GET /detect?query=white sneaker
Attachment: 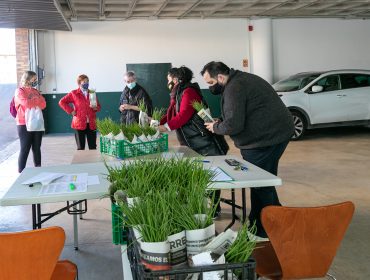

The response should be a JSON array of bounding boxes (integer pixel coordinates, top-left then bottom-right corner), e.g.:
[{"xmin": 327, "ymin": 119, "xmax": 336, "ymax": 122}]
[{"xmin": 247, "ymin": 231, "xmax": 269, "ymax": 242}]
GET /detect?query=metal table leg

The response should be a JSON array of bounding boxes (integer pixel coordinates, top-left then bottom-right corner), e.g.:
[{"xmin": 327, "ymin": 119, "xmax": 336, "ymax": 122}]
[
  {"xmin": 32, "ymin": 204, "xmax": 37, "ymax": 229},
  {"xmin": 225, "ymin": 189, "xmax": 238, "ymax": 230},
  {"xmin": 73, "ymin": 201, "xmax": 79, "ymax": 250},
  {"xmin": 242, "ymin": 188, "xmax": 247, "ymax": 223}
]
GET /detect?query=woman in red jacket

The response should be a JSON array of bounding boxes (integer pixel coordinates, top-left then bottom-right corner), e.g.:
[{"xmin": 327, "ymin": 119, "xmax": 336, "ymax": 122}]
[
  {"xmin": 14, "ymin": 71, "xmax": 46, "ymax": 173},
  {"xmin": 59, "ymin": 74, "xmax": 101, "ymax": 150}
]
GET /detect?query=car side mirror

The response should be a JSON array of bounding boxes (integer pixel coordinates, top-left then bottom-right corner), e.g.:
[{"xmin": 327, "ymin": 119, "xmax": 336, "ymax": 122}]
[{"xmin": 311, "ymin": 85, "xmax": 323, "ymax": 93}]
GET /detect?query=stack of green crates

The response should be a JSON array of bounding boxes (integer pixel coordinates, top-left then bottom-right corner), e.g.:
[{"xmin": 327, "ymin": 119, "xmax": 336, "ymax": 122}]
[
  {"xmin": 100, "ymin": 134, "xmax": 168, "ymax": 159},
  {"xmin": 111, "ymin": 203, "xmax": 127, "ymax": 245}
]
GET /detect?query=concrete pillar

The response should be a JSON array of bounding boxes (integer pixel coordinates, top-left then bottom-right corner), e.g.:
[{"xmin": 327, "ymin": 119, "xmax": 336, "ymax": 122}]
[{"xmin": 248, "ymin": 18, "xmax": 274, "ymax": 84}]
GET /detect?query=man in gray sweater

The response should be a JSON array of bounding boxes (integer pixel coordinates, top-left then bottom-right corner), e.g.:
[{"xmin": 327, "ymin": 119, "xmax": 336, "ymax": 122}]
[{"xmin": 201, "ymin": 61, "xmax": 294, "ymax": 239}]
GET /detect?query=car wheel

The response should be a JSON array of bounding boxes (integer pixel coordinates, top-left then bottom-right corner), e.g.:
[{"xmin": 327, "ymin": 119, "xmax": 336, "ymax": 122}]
[{"xmin": 291, "ymin": 111, "xmax": 306, "ymax": 140}]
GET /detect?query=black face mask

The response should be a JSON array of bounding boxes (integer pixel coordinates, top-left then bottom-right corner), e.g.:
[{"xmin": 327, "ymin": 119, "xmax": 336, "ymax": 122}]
[
  {"xmin": 209, "ymin": 83, "xmax": 224, "ymax": 95},
  {"xmin": 168, "ymin": 81, "xmax": 175, "ymax": 91}
]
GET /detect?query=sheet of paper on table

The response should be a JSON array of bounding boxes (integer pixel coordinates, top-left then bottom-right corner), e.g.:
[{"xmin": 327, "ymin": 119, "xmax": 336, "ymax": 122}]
[
  {"xmin": 21, "ymin": 172, "xmax": 65, "ymax": 186},
  {"xmin": 209, "ymin": 166, "xmax": 233, "ymax": 182},
  {"xmin": 38, "ymin": 173, "xmax": 89, "ymax": 196}
]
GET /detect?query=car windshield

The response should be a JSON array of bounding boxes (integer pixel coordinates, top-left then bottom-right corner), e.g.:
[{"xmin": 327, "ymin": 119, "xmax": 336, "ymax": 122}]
[{"xmin": 273, "ymin": 73, "xmax": 321, "ymax": 92}]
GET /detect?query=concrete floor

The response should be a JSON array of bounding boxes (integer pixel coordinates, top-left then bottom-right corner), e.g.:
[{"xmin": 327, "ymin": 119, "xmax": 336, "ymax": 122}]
[{"xmin": 0, "ymin": 127, "xmax": 369, "ymax": 279}]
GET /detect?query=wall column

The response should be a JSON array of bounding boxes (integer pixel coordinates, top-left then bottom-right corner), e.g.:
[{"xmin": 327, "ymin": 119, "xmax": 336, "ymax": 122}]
[{"xmin": 249, "ymin": 18, "xmax": 274, "ymax": 83}]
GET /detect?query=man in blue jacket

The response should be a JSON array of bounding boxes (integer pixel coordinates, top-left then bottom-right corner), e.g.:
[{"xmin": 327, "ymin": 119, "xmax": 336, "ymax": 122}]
[{"xmin": 201, "ymin": 61, "xmax": 294, "ymax": 239}]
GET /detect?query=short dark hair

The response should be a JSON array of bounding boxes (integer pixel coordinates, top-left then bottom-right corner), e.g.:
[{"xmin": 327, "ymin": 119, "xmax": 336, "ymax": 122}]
[
  {"xmin": 168, "ymin": 67, "xmax": 179, "ymax": 78},
  {"xmin": 168, "ymin": 66, "xmax": 193, "ymax": 83},
  {"xmin": 200, "ymin": 61, "xmax": 230, "ymax": 78}
]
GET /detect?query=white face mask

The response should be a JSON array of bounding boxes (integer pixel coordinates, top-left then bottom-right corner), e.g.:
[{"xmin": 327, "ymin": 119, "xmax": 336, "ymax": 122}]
[{"xmin": 127, "ymin": 82, "xmax": 136, "ymax": 90}]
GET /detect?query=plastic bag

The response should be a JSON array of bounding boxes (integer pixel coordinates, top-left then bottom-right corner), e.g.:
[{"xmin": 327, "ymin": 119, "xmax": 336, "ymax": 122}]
[
  {"xmin": 25, "ymin": 107, "xmax": 45, "ymax": 131},
  {"xmin": 10, "ymin": 97, "xmax": 17, "ymax": 118}
]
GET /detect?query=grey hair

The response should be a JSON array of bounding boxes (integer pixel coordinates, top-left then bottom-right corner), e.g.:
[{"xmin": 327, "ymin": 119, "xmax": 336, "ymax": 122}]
[
  {"xmin": 20, "ymin": 71, "xmax": 37, "ymax": 87},
  {"xmin": 124, "ymin": 71, "xmax": 136, "ymax": 79}
]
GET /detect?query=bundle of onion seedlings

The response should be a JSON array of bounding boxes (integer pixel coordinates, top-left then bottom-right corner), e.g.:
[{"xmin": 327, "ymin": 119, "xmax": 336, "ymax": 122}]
[
  {"xmin": 138, "ymin": 99, "xmax": 148, "ymax": 113},
  {"xmin": 97, "ymin": 117, "xmax": 120, "ymax": 136},
  {"xmin": 119, "ymin": 191, "xmax": 173, "ymax": 242},
  {"xmin": 225, "ymin": 222, "xmax": 257, "ymax": 264},
  {"xmin": 192, "ymin": 101, "xmax": 206, "ymax": 112},
  {"xmin": 151, "ymin": 108, "xmax": 165, "ymax": 121}
]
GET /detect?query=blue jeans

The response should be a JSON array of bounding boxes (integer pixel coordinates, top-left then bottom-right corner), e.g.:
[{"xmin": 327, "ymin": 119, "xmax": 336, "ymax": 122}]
[{"xmin": 240, "ymin": 140, "xmax": 289, "ymax": 237}]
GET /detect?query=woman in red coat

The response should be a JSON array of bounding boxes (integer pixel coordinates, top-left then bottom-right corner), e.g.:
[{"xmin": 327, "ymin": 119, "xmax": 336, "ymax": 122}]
[
  {"xmin": 15, "ymin": 71, "xmax": 46, "ymax": 173},
  {"xmin": 59, "ymin": 74, "xmax": 101, "ymax": 150}
]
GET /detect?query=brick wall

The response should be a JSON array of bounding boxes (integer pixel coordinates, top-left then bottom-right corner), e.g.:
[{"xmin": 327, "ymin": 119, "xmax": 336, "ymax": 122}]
[{"xmin": 15, "ymin": 29, "xmax": 29, "ymax": 85}]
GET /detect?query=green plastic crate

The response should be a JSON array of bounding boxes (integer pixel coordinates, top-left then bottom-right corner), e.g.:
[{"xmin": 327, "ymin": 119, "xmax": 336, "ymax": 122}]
[
  {"xmin": 111, "ymin": 203, "xmax": 127, "ymax": 245},
  {"xmin": 100, "ymin": 134, "xmax": 168, "ymax": 159}
]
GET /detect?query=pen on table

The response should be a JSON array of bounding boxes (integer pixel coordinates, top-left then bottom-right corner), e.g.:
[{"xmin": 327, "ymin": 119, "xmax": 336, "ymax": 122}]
[{"xmin": 197, "ymin": 160, "xmax": 210, "ymax": 163}]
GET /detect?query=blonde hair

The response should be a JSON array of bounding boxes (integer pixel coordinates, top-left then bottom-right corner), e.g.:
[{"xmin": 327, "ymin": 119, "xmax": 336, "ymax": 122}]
[{"xmin": 20, "ymin": 71, "xmax": 37, "ymax": 87}]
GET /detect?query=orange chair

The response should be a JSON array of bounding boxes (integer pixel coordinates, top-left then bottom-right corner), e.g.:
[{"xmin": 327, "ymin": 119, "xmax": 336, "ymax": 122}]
[
  {"xmin": 0, "ymin": 226, "xmax": 78, "ymax": 280},
  {"xmin": 252, "ymin": 201, "xmax": 354, "ymax": 280}
]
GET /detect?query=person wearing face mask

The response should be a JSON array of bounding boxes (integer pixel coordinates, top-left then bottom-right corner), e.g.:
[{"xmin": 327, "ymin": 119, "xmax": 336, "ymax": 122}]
[
  {"xmin": 201, "ymin": 61, "xmax": 294, "ymax": 240},
  {"xmin": 159, "ymin": 66, "xmax": 229, "ymax": 217},
  {"xmin": 119, "ymin": 71, "xmax": 153, "ymax": 125},
  {"xmin": 59, "ymin": 74, "xmax": 101, "ymax": 150},
  {"xmin": 14, "ymin": 71, "xmax": 46, "ymax": 173}
]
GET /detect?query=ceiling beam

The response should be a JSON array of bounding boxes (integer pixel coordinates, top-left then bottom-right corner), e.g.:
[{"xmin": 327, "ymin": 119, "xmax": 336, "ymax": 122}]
[
  {"xmin": 278, "ymin": 0, "xmax": 323, "ymax": 16},
  {"xmin": 153, "ymin": 0, "xmax": 170, "ymax": 16},
  {"xmin": 225, "ymin": 0, "xmax": 262, "ymax": 18},
  {"xmin": 323, "ymin": 2, "xmax": 370, "ymax": 16},
  {"xmin": 126, "ymin": 0, "xmax": 138, "ymax": 19},
  {"xmin": 64, "ymin": 0, "xmax": 76, "ymax": 19},
  {"xmin": 99, "ymin": 0, "xmax": 105, "ymax": 17},
  {"xmin": 347, "ymin": 7, "xmax": 370, "ymax": 16},
  {"xmin": 178, "ymin": 0, "xmax": 205, "ymax": 19},
  {"xmin": 309, "ymin": 0, "xmax": 351, "ymax": 15},
  {"xmin": 206, "ymin": 0, "xmax": 233, "ymax": 17},
  {"xmin": 257, "ymin": 0, "xmax": 296, "ymax": 16},
  {"xmin": 53, "ymin": 0, "xmax": 72, "ymax": 30}
]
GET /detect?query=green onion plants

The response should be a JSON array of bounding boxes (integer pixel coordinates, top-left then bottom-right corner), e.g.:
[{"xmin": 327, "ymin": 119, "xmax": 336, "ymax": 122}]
[
  {"xmin": 192, "ymin": 101, "xmax": 206, "ymax": 112},
  {"xmin": 138, "ymin": 99, "xmax": 147, "ymax": 113},
  {"xmin": 151, "ymin": 108, "xmax": 165, "ymax": 121},
  {"xmin": 225, "ymin": 222, "xmax": 257, "ymax": 264},
  {"xmin": 97, "ymin": 117, "xmax": 116, "ymax": 136},
  {"xmin": 119, "ymin": 191, "xmax": 172, "ymax": 243}
]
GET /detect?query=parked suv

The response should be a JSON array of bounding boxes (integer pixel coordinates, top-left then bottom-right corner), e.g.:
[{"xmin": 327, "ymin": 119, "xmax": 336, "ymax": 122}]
[{"xmin": 273, "ymin": 70, "xmax": 370, "ymax": 140}]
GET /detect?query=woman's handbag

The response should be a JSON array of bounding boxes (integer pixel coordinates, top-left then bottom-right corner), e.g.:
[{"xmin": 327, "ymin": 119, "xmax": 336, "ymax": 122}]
[{"xmin": 25, "ymin": 107, "xmax": 45, "ymax": 131}]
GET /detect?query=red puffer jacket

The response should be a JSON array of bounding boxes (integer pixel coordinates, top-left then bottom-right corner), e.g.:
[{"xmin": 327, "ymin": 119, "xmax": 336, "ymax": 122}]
[{"xmin": 59, "ymin": 88, "xmax": 101, "ymax": 130}]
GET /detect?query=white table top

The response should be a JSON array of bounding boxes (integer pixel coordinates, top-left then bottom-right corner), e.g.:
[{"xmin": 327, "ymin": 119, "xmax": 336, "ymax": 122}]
[
  {"xmin": 0, "ymin": 155, "xmax": 281, "ymax": 207},
  {"xmin": 0, "ymin": 162, "xmax": 110, "ymax": 206}
]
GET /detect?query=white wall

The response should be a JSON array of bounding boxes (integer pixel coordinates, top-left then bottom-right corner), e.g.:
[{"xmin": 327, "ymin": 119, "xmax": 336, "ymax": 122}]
[
  {"xmin": 272, "ymin": 18, "xmax": 370, "ymax": 82},
  {"xmin": 40, "ymin": 19, "xmax": 250, "ymax": 93}
]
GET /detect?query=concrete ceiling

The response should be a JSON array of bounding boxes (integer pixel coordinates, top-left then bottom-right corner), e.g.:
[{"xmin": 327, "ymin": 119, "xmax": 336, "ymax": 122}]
[
  {"xmin": 58, "ymin": 0, "xmax": 370, "ymax": 21},
  {"xmin": 0, "ymin": 0, "xmax": 71, "ymax": 31},
  {"xmin": 1, "ymin": 0, "xmax": 370, "ymax": 31}
]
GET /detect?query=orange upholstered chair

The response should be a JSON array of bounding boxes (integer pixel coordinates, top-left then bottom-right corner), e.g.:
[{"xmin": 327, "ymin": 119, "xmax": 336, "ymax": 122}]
[
  {"xmin": 0, "ymin": 226, "xmax": 77, "ymax": 280},
  {"xmin": 252, "ymin": 201, "xmax": 354, "ymax": 280}
]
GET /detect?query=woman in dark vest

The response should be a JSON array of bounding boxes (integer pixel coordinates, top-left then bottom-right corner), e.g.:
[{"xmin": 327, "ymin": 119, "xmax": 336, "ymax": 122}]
[{"xmin": 159, "ymin": 66, "xmax": 228, "ymax": 216}]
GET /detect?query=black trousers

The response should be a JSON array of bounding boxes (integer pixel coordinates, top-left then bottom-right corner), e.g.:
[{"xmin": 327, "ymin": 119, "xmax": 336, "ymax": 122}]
[
  {"xmin": 241, "ymin": 140, "xmax": 289, "ymax": 237},
  {"xmin": 17, "ymin": 125, "xmax": 43, "ymax": 173},
  {"xmin": 75, "ymin": 124, "xmax": 97, "ymax": 150}
]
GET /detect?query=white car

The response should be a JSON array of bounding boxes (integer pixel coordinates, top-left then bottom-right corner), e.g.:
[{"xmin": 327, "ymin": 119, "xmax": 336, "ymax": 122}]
[{"xmin": 273, "ymin": 70, "xmax": 370, "ymax": 140}]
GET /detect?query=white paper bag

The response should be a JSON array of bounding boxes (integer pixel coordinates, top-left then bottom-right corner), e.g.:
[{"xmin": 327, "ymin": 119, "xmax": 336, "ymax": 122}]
[
  {"xmin": 25, "ymin": 107, "xmax": 45, "ymax": 131},
  {"xmin": 139, "ymin": 111, "xmax": 149, "ymax": 126}
]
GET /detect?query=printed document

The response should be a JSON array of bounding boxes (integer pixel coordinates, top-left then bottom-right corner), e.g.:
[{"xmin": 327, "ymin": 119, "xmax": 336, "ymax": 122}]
[{"xmin": 38, "ymin": 173, "xmax": 88, "ymax": 196}]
